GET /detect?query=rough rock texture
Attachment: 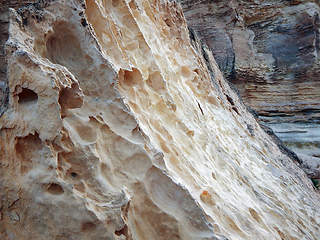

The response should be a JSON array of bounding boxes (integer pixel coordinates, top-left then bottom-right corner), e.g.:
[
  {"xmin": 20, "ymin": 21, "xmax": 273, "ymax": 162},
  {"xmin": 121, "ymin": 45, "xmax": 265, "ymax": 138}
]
[
  {"xmin": 0, "ymin": 0, "xmax": 36, "ymax": 117},
  {"xmin": 180, "ymin": 0, "xmax": 320, "ymax": 165},
  {"xmin": 1, "ymin": 0, "xmax": 320, "ymax": 239}
]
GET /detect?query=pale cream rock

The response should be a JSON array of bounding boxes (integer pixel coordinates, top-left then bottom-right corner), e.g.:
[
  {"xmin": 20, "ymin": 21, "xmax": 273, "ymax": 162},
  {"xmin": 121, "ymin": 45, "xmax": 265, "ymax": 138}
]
[{"xmin": 0, "ymin": 0, "xmax": 320, "ymax": 239}]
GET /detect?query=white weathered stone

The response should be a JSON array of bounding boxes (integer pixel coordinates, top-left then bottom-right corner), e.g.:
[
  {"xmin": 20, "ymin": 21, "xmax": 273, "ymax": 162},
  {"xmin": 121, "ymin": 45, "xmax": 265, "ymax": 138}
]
[{"xmin": 0, "ymin": 0, "xmax": 320, "ymax": 239}]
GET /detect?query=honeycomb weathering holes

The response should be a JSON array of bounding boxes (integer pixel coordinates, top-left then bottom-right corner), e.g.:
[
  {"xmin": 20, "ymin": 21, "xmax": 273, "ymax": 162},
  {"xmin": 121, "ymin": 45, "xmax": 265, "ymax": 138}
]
[
  {"xmin": 80, "ymin": 18, "xmax": 87, "ymax": 27},
  {"xmin": 47, "ymin": 183, "xmax": 64, "ymax": 195},
  {"xmin": 45, "ymin": 22, "xmax": 86, "ymax": 70},
  {"xmin": 58, "ymin": 84, "xmax": 83, "ymax": 118},
  {"xmin": 119, "ymin": 68, "xmax": 143, "ymax": 89},
  {"xmin": 18, "ymin": 88, "xmax": 38, "ymax": 104},
  {"xmin": 15, "ymin": 133, "xmax": 43, "ymax": 174},
  {"xmin": 115, "ymin": 224, "xmax": 129, "ymax": 237},
  {"xmin": 112, "ymin": 0, "xmax": 121, "ymax": 8},
  {"xmin": 81, "ymin": 222, "xmax": 96, "ymax": 233}
]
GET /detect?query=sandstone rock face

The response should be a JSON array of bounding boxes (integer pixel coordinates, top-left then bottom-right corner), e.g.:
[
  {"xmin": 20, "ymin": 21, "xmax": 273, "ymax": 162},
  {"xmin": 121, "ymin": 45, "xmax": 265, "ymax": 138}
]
[
  {"xmin": 1, "ymin": 0, "xmax": 320, "ymax": 239},
  {"xmin": 180, "ymin": 0, "xmax": 320, "ymax": 162},
  {"xmin": 0, "ymin": 0, "xmax": 36, "ymax": 117}
]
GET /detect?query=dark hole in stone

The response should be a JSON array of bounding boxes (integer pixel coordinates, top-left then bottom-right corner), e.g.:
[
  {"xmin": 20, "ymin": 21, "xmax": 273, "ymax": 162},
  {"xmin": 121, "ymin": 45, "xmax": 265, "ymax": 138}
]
[
  {"xmin": 22, "ymin": 17, "xmax": 28, "ymax": 26},
  {"xmin": 232, "ymin": 106, "xmax": 239, "ymax": 115},
  {"xmin": 81, "ymin": 18, "xmax": 87, "ymax": 27},
  {"xmin": 47, "ymin": 183, "xmax": 64, "ymax": 195},
  {"xmin": 312, "ymin": 178, "xmax": 320, "ymax": 188},
  {"xmin": 82, "ymin": 222, "xmax": 96, "ymax": 233},
  {"xmin": 165, "ymin": 19, "xmax": 172, "ymax": 28},
  {"xmin": 18, "ymin": 88, "xmax": 38, "ymax": 104},
  {"xmin": 58, "ymin": 84, "xmax": 83, "ymax": 118},
  {"xmin": 226, "ymin": 94, "xmax": 235, "ymax": 106},
  {"xmin": 71, "ymin": 172, "xmax": 78, "ymax": 178},
  {"xmin": 115, "ymin": 224, "xmax": 128, "ymax": 237}
]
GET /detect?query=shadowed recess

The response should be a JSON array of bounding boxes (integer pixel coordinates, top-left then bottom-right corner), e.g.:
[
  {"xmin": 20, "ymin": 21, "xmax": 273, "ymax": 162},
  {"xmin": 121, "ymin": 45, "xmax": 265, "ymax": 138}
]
[
  {"xmin": 18, "ymin": 88, "xmax": 38, "ymax": 104},
  {"xmin": 47, "ymin": 183, "xmax": 64, "ymax": 195}
]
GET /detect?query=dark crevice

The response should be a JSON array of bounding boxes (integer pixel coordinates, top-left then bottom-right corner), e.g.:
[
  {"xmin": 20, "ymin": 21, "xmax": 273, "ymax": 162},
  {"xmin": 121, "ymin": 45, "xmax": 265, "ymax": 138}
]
[
  {"xmin": 81, "ymin": 18, "xmax": 87, "ymax": 27},
  {"xmin": 232, "ymin": 106, "xmax": 239, "ymax": 115},
  {"xmin": 226, "ymin": 94, "xmax": 235, "ymax": 106},
  {"xmin": 197, "ymin": 102, "xmax": 204, "ymax": 115},
  {"xmin": 18, "ymin": 88, "xmax": 38, "ymax": 104},
  {"xmin": 115, "ymin": 224, "xmax": 129, "ymax": 237},
  {"xmin": 0, "ymin": 85, "xmax": 9, "ymax": 118}
]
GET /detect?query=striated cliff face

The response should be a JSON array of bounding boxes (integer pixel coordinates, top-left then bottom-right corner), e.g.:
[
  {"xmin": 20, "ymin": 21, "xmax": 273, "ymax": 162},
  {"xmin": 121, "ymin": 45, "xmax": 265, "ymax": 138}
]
[
  {"xmin": 180, "ymin": 0, "xmax": 320, "ymax": 162},
  {"xmin": 1, "ymin": 0, "xmax": 320, "ymax": 239}
]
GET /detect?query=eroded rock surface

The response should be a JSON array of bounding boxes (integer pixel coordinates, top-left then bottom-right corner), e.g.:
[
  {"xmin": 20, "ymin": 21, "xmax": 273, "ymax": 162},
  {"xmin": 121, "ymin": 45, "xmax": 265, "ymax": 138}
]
[
  {"xmin": 0, "ymin": 0, "xmax": 36, "ymax": 117},
  {"xmin": 1, "ymin": 0, "xmax": 320, "ymax": 239},
  {"xmin": 180, "ymin": 0, "xmax": 320, "ymax": 175}
]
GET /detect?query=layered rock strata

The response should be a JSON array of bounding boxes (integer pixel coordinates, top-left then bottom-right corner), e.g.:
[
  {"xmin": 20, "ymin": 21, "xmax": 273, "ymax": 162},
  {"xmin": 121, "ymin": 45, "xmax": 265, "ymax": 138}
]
[
  {"xmin": 180, "ymin": 0, "xmax": 320, "ymax": 163},
  {"xmin": 1, "ymin": 0, "xmax": 320, "ymax": 239}
]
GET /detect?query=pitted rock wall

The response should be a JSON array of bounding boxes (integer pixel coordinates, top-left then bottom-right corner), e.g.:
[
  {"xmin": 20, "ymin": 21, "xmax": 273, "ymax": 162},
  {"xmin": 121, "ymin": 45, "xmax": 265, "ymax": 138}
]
[{"xmin": 0, "ymin": 0, "xmax": 320, "ymax": 239}]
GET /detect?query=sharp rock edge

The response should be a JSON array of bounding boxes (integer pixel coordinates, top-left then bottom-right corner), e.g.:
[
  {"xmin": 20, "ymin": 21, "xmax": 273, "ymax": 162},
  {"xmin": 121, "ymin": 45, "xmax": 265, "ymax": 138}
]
[{"xmin": 0, "ymin": 0, "xmax": 319, "ymax": 239}]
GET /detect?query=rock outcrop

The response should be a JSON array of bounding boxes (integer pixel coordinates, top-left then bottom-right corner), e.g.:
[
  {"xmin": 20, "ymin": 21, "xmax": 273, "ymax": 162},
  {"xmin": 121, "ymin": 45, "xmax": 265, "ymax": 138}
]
[
  {"xmin": 180, "ymin": 0, "xmax": 320, "ymax": 164},
  {"xmin": 1, "ymin": 0, "xmax": 320, "ymax": 239},
  {"xmin": 0, "ymin": 0, "xmax": 36, "ymax": 117}
]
